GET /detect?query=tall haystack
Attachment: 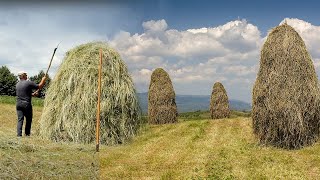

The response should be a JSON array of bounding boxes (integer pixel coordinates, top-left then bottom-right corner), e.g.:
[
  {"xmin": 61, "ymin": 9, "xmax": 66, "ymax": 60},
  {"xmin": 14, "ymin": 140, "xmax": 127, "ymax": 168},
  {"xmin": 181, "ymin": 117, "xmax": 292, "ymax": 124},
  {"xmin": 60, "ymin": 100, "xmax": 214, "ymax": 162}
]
[
  {"xmin": 148, "ymin": 68, "xmax": 177, "ymax": 124},
  {"xmin": 210, "ymin": 82, "xmax": 230, "ymax": 119},
  {"xmin": 252, "ymin": 23, "xmax": 320, "ymax": 149},
  {"xmin": 39, "ymin": 42, "xmax": 141, "ymax": 145}
]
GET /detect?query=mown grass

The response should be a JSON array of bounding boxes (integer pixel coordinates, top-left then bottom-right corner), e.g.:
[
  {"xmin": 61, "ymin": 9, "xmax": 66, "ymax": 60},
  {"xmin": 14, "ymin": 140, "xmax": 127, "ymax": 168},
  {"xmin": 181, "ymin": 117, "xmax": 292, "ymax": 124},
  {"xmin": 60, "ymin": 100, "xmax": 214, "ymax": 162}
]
[
  {"xmin": 179, "ymin": 110, "xmax": 251, "ymax": 120},
  {"xmin": 0, "ymin": 102, "xmax": 98, "ymax": 179},
  {"xmin": 100, "ymin": 116, "xmax": 320, "ymax": 179},
  {"xmin": 1, "ymin": 96, "xmax": 319, "ymax": 179}
]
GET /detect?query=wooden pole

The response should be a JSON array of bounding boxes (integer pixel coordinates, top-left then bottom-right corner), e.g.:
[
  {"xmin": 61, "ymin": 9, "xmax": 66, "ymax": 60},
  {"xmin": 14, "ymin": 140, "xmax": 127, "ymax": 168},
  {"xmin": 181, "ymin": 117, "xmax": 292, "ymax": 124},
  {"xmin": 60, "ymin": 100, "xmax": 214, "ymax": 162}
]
[
  {"xmin": 96, "ymin": 49, "xmax": 102, "ymax": 152},
  {"xmin": 34, "ymin": 43, "xmax": 60, "ymax": 95}
]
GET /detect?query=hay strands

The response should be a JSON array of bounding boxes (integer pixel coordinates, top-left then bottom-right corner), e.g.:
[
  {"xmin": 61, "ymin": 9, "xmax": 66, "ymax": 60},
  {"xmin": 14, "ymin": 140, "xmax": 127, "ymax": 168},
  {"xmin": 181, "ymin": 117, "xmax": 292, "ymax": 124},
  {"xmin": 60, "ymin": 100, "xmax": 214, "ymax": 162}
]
[
  {"xmin": 39, "ymin": 42, "xmax": 141, "ymax": 145},
  {"xmin": 252, "ymin": 24, "xmax": 320, "ymax": 149}
]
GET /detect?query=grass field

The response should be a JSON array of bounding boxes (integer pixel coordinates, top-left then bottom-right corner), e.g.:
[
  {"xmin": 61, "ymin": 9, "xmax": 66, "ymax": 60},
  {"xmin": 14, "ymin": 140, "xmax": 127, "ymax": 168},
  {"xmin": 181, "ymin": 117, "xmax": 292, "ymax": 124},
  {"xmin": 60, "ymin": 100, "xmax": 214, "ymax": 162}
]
[
  {"xmin": 100, "ymin": 117, "xmax": 320, "ymax": 179},
  {"xmin": 1, "ymin": 96, "xmax": 320, "ymax": 179},
  {"xmin": 0, "ymin": 99, "xmax": 98, "ymax": 179},
  {"xmin": 0, "ymin": 95, "xmax": 44, "ymax": 106}
]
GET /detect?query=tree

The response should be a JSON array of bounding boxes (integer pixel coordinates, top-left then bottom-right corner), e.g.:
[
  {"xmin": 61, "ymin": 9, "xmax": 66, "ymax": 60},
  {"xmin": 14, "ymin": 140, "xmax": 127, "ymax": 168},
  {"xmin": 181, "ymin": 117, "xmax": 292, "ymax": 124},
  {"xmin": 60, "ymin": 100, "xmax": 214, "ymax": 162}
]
[
  {"xmin": 29, "ymin": 70, "xmax": 51, "ymax": 98},
  {"xmin": 0, "ymin": 66, "xmax": 17, "ymax": 96}
]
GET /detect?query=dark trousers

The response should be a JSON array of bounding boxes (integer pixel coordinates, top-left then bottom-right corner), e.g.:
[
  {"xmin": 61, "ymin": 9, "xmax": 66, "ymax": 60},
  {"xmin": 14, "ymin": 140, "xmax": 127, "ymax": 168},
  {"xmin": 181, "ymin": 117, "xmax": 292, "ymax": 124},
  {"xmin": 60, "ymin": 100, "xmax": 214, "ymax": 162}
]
[{"xmin": 16, "ymin": 102, "xmax": 33, "ymax": 136}]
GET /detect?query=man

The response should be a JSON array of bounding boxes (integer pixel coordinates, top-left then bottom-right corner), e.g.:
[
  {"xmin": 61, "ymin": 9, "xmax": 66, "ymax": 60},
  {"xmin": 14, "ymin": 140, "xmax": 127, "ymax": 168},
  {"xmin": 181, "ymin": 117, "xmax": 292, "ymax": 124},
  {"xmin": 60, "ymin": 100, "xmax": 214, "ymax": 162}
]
[{"xmin": 16, "ymin": 71, "xmax": 46, "ymax": 137}]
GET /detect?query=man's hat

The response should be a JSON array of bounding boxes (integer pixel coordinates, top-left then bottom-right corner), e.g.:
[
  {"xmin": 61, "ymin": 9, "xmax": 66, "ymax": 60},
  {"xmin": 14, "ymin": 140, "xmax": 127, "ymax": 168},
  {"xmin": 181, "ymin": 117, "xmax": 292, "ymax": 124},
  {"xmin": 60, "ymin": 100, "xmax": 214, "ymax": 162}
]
[{"xmin": 18, "ymin": 71, "xmax": 27, "ymax": 76}]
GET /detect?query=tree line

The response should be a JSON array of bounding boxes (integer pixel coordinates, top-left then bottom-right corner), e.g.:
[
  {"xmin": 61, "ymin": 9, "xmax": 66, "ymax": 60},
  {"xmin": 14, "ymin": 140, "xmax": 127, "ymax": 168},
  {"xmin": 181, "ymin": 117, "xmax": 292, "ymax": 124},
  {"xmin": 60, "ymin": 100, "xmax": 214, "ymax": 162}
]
[{"xmin": 0, "ymin": 66, "xmax": 51, "ymax": 98}]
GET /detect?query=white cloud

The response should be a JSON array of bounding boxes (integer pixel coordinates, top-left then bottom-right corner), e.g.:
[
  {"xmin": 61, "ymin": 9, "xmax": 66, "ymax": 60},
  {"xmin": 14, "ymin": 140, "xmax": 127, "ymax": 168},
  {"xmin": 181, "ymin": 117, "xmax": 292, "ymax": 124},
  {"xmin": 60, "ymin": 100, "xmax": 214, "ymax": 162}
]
[
  {"xmin": 142, "ymin": 19, "xmax": 168, "ymax": 32},
  {"xmin": 187, "ymin": 27, "xmax": 207, "ymax": 34},
  {"xmin": 111, "ymin": 19, "xmax": 261, "ymax": 62},
  {"xmin": 110, "ymin": 19, "xmax": 262, "ymax": 101},
  {"xmin": 139, "ymin": 68, "xmax": 152, "ymax": 76},
  {"xmin": 223, "ymin": 65, "xmax": 258, "ymax": 76},
  {"xmin": 109, "ymin": 18, "xmax": 320, "ymax": 102},
  {"xmin": 2, "ymin": 12, "xmax": 320, "ymax": 103}
]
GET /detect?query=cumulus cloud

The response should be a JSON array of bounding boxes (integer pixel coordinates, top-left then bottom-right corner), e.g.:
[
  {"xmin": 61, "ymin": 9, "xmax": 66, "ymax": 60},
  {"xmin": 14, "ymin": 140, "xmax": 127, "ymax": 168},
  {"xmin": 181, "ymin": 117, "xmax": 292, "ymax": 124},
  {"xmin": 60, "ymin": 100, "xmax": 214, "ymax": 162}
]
[
  {"xmin": 109, "ymin": 18, "xmax": 320, "ymax": 102},
  {"xmin": 111, "ymin": 19, "xmax": 262, "ymax": 63},
  {"xmin": 110, "ymin": 19, "xmax": 262, "ymax": 101},
  {"xmin": 2, "ymin": 12, "xmax": 320, "ymax": 103},
  {"xmin": 139, "ymin": 68, "xmax": 152, "ymax": 76},
  {"xmin": 142, "ymin": 19, "xmax": 168, "ymax": 32},
  {"xmin": 223, "ymin": 65, "xmax": 258, "ymax": 76}
]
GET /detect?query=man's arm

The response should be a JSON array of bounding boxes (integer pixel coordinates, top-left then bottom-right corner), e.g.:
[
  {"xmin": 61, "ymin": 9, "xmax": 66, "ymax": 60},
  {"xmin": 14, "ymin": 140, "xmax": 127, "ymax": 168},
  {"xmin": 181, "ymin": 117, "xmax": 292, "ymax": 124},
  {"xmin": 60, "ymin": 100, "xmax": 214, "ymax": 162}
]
[
  {"xmin": 38, "ymin": 76, "xmax": 47, "ymax": 89},
  {"xmin": 31, "ymin": 76, "xmax": 47, "ymax": 96}
]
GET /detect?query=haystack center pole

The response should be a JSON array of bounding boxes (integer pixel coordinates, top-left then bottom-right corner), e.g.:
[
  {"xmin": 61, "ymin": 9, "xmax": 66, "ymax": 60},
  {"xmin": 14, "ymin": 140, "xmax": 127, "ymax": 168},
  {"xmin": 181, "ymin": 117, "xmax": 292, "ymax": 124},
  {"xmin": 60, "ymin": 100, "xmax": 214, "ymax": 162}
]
[{"xmin": 96, "ymin": 49, "xmax": 102, "ymax": 152}]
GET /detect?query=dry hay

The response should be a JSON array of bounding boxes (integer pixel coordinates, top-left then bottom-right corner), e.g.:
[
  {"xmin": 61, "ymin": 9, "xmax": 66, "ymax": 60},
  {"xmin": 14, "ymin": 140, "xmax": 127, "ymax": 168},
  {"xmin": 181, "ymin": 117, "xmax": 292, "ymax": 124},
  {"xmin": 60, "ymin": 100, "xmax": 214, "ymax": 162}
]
[
  {"xmin": 252, "ymin": 23, "xmax": 320, "ymax": 149},
  {"xmin": 39, "ymin": 42, "xmax": 141, "ymax": 145},
  {"xmin": 210, "ymin": 82, "xmax": 230, "ymax": 119},
  {"xmin": 148, "ymin": 68, "xmax": 178, "ymax": 124}
]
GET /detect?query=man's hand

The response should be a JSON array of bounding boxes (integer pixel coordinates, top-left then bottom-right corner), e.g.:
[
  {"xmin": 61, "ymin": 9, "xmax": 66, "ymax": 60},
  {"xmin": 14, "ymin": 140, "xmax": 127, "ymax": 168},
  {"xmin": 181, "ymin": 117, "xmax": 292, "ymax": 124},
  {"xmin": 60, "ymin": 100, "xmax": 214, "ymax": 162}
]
[
  {"xmin": 42, "ymin": 75, "xmax": 47, "ymax": 81},
  {"xmin": 32, "ymin": 91, "xmax": 39, "ymax": 97}
]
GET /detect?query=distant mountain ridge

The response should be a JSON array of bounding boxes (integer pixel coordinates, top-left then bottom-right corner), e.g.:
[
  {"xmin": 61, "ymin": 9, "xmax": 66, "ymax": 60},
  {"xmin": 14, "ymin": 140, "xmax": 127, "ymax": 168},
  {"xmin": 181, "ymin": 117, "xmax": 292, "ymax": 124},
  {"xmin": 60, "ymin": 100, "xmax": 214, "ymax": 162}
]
[{"xmin": 137, "ymin": 92, "xmax": 251, "ymax": 113}]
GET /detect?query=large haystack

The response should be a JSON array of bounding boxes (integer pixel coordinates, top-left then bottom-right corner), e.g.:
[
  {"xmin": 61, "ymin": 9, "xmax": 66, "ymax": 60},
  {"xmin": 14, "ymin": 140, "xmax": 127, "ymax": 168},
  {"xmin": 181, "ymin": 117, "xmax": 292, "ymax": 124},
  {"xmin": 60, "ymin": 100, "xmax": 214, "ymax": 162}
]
[
  {"xmin": 210, "ymin": 82, "xmax": 230, "ymax": 119},
  {"xmin": 252, "ymin": 24, "xmax": 320, "ymax": 149},
  {"xmin": 148, "ymin": 68, "xmax": 177, "ymax": 124},
  {"xmin": 39, "ymin": 42, "xmax": 141, "ymax": 145}
]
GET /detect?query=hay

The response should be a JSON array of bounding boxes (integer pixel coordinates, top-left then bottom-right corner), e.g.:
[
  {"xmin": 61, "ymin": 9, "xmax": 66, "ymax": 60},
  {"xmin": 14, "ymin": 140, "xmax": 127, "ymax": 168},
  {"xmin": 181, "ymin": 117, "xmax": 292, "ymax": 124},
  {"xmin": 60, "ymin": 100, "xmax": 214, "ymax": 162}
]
[
  {"xmin": 148, "ymin": 68, "xmax": 178, "ymax": 124},
  {"xmin": 39, "ymin": 42, "xmax": 141, "ymax": 145},
  {"xmin": 210, "ymin": 82, "xmax": 230, "ymax": 119},
  {"xmin": 252, "ymin": 24, "xmax": 320, "ymax": 149}
]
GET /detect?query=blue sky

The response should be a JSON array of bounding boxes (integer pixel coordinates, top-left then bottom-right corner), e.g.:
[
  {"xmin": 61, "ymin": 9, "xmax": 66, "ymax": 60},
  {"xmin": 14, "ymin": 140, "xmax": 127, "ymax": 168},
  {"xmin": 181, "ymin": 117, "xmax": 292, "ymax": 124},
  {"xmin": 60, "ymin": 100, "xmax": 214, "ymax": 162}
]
[
  {"xmin": 129, "ymin": 0, "xmax": 320, "ymax": 34},
  {"xmin": 1, "ymin": 0, "xmax": 320, "ymax": 103}
]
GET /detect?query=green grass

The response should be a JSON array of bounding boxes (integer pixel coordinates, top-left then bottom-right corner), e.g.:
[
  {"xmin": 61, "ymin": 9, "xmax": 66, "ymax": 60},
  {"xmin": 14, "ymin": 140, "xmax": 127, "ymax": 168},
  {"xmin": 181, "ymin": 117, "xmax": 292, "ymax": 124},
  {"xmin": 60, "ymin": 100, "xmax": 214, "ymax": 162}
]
[
  {"xmin": 179, "ymin": 110, "xmax": 251, "ymax": 120},
  {"xmin": 1, "ymin": 96, "xmax": 319, "ymax": 179},
  {"xmin": 0, "ymin": 102, "xmax": 98, "ymax": 179},
  {"xmin": 0, "ymin": 95, "xmax": 44, "ymax": 106},
  {"xmin": 100, "ymin": 117, "xmax": 320, "ymax": 179}
]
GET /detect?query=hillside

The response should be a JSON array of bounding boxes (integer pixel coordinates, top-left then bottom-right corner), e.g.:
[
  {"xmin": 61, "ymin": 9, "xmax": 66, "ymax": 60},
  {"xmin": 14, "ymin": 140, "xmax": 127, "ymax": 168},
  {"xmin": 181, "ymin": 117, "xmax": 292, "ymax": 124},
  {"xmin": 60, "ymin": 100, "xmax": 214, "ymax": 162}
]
[{"xmin": 137, "ymin": 92, "xmax": 251, "ymax": 113}]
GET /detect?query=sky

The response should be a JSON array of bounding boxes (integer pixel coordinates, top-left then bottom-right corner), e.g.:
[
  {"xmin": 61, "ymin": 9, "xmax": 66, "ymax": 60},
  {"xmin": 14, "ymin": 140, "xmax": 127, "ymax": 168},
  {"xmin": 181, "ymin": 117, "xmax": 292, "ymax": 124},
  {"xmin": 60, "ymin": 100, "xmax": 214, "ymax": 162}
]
[{"xmin": 1, "ymin": 0, "xmax": 320, "ymax": 103}]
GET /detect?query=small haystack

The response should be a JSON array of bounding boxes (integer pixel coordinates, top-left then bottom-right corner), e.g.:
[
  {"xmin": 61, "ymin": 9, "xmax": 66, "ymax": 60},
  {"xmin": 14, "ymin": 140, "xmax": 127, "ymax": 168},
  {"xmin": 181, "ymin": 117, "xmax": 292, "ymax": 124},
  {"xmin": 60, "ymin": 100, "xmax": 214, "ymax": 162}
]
[
  {"xmin": 252, "ymin": 24, "xmax": 320, "ymax": 149},
  {"xmin": 210, "ymin": 82, "xmax": 230, "ymax": 119},
  {"xmin": 39, "ymin": 42, "xmax": 141, "ymax": 145},
  {"xmin": 148, "ymin": 68, "xmax": 177, "ymax": 124}
]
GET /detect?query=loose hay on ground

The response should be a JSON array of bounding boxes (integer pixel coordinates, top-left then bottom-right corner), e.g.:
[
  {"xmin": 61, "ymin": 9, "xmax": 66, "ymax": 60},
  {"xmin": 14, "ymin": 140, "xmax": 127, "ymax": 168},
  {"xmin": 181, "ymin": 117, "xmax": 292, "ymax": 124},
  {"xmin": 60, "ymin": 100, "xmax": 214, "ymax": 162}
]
[{"xmin": 39, "ymin": 42, "xmax": 141, "ymax": 145}]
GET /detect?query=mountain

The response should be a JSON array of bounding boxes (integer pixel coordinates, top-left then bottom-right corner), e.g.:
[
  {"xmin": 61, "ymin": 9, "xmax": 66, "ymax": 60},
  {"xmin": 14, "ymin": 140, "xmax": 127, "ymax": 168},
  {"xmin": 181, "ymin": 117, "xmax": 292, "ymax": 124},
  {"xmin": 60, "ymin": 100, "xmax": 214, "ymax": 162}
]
[{"xmin": 137, "ymin": 92, "xmax": 251, "ymax": 113}]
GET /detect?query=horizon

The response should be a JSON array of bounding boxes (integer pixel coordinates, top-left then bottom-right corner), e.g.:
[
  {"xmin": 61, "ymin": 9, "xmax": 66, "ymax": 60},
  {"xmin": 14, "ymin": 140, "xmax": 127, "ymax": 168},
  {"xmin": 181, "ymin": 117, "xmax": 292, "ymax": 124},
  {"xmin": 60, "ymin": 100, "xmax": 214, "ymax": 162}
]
[
  {"xmin": 137, "ymin": 92, "xmax": 251, "ymax": 105},
  {"xmin": 1, "ymin": 0, "xmax": 320, "ymax": 103}
]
